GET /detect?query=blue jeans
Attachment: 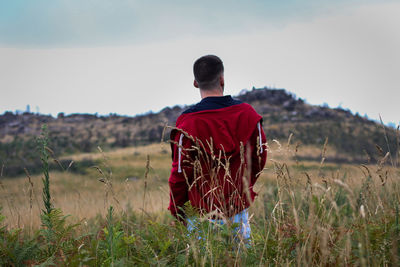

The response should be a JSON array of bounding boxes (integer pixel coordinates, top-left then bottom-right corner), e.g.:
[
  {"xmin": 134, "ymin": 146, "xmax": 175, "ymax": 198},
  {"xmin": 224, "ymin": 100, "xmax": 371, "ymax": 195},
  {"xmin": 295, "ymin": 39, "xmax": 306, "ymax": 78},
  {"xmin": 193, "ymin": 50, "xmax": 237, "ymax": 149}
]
[{"xmin": 187, "ymin": 209, "xmax": 251, "ymax": 241}]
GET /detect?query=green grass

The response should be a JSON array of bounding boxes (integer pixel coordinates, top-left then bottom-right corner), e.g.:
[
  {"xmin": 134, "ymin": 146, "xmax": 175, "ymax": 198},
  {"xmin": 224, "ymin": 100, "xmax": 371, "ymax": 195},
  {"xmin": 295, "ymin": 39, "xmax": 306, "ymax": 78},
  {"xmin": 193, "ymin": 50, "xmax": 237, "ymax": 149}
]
[
  {"xmin": 1, "ymin": 176, "xmax": 399, "ymax": 266},
  {"xmin": 0, "ymin": 128, "xmax": 399, "ymax": 266},
  {"xmin": 1, "ymin": 162, "xmax": 399, "ymax": 266}
]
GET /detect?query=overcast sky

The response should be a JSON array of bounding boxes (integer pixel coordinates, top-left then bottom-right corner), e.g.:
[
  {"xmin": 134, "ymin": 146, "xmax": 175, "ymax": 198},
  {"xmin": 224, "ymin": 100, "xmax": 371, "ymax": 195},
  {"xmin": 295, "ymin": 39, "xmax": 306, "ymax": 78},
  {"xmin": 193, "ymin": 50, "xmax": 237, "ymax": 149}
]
[{"xmin": 0, "ymin": 0, "xmax": 399, "ymax": 125}]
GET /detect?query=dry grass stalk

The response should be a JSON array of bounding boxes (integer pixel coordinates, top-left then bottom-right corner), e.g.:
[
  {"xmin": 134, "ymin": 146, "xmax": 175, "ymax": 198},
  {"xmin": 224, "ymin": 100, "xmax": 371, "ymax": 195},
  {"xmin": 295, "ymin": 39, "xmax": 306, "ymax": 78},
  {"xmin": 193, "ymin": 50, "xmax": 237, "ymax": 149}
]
[
  {"xmin": 396, "ymin": 125, "xmax": 400, "ymax": 167},
  {"xmin": 66, "ymin": 160, "xmax": 74, "ymax": 172},
  {"xmin": 318, "ymin": 137, "xmax": 328, "ymax": 178},
  {"xmin": 93, "ymin": 147, "xmax": 121, "ymax": 210},
  {"xmin": 0, "ymin": 162, "xmax": 4, "ymax": 178},
  {"xmin": 141, "ymin": 155, "xmax": 151, "ymax": 223},
  {"xmin": 24, "ymin": 168, "xmax": 34, "ymax": 235},
  {"xmin": 379, "ymin": 115, "xmax": 394, "ymax": 166}
]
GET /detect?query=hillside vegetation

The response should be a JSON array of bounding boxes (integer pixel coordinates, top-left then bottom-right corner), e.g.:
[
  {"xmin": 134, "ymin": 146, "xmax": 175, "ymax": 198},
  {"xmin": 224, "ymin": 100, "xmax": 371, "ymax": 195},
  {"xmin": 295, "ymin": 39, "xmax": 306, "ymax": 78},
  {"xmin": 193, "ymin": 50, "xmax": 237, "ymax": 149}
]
[{"xmin": 0, "ymin": 87, "xmax": 398, "ymax": 177}]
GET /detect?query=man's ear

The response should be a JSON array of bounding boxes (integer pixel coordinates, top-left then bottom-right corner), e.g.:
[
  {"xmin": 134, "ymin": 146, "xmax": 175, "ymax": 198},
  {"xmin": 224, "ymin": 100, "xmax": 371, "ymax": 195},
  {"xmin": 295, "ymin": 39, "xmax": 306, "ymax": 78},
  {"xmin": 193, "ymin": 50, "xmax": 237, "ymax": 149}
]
[
  {"xmin": 193, "ymin": 80, "xmax": 199, "ymax": 88},
  {"xmin": 220, "ymin": 75, "xmax": 224, "ymax": 88}
]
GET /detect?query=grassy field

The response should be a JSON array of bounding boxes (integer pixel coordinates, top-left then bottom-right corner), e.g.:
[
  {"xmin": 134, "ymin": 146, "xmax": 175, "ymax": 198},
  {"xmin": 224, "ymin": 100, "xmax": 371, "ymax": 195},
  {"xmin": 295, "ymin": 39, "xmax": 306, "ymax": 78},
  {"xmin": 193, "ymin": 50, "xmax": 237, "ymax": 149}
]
[
  {"xmin": 0, "ymin": 137, "xmax": 399, "ymax": 266},
  {"xmin": 1, "ymin": 143, "xmax": 173, "ymax": 231}
]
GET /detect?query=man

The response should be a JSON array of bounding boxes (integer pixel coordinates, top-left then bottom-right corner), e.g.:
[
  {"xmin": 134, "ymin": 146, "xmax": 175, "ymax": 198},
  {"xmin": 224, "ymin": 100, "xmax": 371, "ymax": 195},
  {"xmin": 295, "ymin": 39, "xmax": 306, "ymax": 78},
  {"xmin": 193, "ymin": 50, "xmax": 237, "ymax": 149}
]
[{"xmin": 168, "ymin": 55, "xmax": 267, "ymax": 240}]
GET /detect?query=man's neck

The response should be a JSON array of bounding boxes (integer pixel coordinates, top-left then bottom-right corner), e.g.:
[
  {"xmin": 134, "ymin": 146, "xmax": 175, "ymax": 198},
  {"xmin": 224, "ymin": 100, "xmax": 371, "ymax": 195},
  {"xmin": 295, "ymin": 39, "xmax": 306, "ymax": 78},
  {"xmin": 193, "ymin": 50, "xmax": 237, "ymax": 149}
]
[{"xmin": 200, "ymin": 88, "xmax": 224, "ymax": 99}]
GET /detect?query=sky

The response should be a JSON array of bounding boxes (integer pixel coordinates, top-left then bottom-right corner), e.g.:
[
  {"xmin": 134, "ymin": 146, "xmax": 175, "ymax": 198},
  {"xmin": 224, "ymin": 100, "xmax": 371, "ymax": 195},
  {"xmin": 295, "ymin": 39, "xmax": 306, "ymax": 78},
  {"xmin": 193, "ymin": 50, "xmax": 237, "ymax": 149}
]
[{"xmin": 0, "ymin": 0, "xmax": 399, "ymax": 125}]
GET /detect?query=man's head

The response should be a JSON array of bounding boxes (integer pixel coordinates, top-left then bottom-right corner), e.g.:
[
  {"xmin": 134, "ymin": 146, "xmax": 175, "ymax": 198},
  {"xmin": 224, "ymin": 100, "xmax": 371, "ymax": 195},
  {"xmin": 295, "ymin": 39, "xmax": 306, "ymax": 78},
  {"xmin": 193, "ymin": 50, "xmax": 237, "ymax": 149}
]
[{"xmin": 193, "ymin": 55, "xmax": 224, "ymax": 91}]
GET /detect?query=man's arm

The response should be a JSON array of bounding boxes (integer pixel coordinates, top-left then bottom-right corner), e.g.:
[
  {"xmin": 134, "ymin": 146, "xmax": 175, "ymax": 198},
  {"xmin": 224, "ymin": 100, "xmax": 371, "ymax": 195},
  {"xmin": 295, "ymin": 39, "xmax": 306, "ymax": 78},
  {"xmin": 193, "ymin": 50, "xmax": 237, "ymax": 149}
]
[
  {"xmin": 168, "ymin": 131, "xmax": 193, "ymax": 222},
  {"xmin": 250, "ymin": 121, "xmax": 267, "ymax": 188}
]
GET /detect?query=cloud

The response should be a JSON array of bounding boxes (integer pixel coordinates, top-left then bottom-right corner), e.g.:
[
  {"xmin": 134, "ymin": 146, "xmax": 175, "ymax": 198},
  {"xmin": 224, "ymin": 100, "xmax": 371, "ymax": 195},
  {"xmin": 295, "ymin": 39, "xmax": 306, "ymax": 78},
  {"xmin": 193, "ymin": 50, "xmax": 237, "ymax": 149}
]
[
  {"xmin": 1, "ymin": 0, "xmax": 393, "ymax": 47},
  {"xmin": 0, "ymin": 1, "xmax": 399, "ymax": 124}
]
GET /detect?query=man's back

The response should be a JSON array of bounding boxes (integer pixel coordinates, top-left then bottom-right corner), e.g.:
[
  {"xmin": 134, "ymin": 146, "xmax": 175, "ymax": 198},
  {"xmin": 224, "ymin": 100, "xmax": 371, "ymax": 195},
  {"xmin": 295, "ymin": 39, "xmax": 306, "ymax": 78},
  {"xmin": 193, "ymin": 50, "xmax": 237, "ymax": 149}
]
[{"xmin": 168, "ymin": 95, "xmax": 267, "ymax": 219}]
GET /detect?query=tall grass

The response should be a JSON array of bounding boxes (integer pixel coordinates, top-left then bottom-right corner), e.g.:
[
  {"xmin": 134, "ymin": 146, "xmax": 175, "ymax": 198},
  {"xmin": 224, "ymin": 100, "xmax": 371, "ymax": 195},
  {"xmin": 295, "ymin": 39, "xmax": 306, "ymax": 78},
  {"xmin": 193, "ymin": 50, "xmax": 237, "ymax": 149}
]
[
  {"xmin": 37, "ymin": 125, "xmax": 53, "ymax": 216},
  {"xmin": 0, "ymin": 128, "xmax": 399, "ymax": 265}
]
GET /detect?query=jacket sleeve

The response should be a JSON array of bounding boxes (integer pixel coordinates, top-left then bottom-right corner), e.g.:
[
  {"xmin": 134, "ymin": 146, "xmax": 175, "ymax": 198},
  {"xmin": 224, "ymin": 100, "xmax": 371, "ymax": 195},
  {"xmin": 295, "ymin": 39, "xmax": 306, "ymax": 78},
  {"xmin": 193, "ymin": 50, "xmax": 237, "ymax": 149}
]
[
  {"xmin": 168, "ymin": 130, "xmax": 194, "ymax": 221},
  {"xmin": 250, "ymin": 121, "xmax": 267, "ymax": 189}
]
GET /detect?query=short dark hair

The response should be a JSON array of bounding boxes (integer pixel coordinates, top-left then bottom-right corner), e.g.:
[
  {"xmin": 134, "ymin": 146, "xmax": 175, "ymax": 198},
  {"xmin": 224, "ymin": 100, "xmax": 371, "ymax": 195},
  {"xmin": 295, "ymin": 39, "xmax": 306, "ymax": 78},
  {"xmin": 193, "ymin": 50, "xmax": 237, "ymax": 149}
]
[{"xmin": 193, "ymin": 55, "xmax": 224, "ymax": 90}]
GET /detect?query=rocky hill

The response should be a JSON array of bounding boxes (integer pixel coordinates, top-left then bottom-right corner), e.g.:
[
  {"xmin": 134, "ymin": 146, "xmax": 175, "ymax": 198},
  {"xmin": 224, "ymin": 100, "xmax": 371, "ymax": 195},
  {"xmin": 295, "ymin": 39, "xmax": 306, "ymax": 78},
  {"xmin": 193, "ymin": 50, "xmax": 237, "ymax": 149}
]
[{"xmin": 0, "ymin": 87, "xmax": 397, "ymax": 177}]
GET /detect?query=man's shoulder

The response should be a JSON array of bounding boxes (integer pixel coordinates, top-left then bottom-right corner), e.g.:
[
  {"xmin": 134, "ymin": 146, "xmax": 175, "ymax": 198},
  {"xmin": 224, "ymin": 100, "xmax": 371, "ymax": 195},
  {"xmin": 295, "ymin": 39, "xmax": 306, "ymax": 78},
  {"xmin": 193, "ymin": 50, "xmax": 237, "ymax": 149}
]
[
  {"xmin": 181, "ymin": 96, "xmax": 243, "ymax": 115},
  {"xmin": 176, "ymin": 101, "xmax": 259, "ymax": 126},
  {"xmin": 181, "ymin": 105, "xmax": 199, "ymax": 115}
]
